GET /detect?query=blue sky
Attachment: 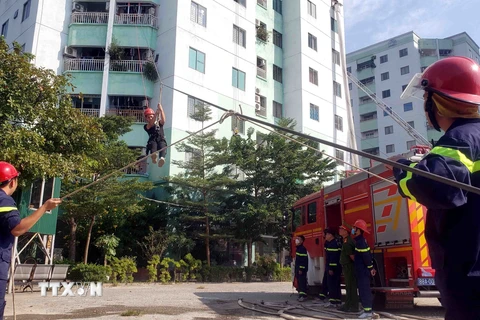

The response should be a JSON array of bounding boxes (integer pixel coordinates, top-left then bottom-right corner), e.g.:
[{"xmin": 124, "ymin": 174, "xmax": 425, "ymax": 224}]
[{"xmin": 344, "ymin": 0, "xmax": 480, "ymax": 53}]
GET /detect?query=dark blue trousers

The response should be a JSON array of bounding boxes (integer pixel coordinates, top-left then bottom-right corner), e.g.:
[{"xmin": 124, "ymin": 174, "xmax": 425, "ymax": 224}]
[
  {"xmin": 327, "ymin": 267, "xmax": 342, "ymax": 303},
  {"xmin": 297, "ymin": 272, "xmax": 307, "ymax": 296},
  {"xmin": 356, "ymin": 268, "xmax": 373, "ymax": 312},
  {"xmin": 319, "ymin": 268, "xmax": 329, "ymax": 300},
  {"xmin": 0, "ymin": 279, "xmax": 6, "ymax": 320},
  {"xmin": 435, "ymin": 269, "xmax": 480, "ymax": 320}
]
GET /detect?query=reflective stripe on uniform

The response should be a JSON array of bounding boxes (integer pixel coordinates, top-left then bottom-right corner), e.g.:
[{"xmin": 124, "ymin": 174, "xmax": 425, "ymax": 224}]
[
  {"xmin": 429, "ymin": 146, "xmax": 480, "ymax": 173},
  {"xmin": 326, "ymin": 248, "xmax": 340, "ymax": 252},
  {"xmin": 296, "ymin": 252, "xmax": 307, "ymax": 256},
  {"xmin": 0, "ymin": 206, "xmax": 17, "ymax": 213},
  {"xmin": 299, "ymin": 266, "xmax": 305, "ymax": 269},
  {"xmin": 355, "ymin": 247, "xmax": 370, "ymax": 253},
  {"xmin": 399, "ymin": 163, "xmax": 418, "ymax": 202},
  {"xmin": 367, "ymin": 265, "xmax": 373, "ymax": 269},
  {"xmin": 329, "ymin": 263, "xmax": 338, "ymax": 266},
  {"xmin": 399, "ymin": 146, "xmax": 480, "ymax": 201}
]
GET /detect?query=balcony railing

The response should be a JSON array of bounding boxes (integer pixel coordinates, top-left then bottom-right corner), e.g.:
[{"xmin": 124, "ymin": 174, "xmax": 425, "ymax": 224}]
[
  {"xmin": 257, "ymin": 67, "xmax": 266, "ymax": 78},
  {"xmin": 107, "ymin": 108, "xmax": 144, "ymax": 122},
  {"xmin": 71, "ymin": 12, "xmax": 109, "ymax": 24},
  {"xmin": 122, "ymin": 159, "xmax": 147, "ymax": 175},
  {"xmin": 255, "ymin": 105, "xmax": 267, "ymax": 117},
  {"xmin": 109, "ymin": 60, "xmax": 147, "ymax": 73},
  {"xmin": 64, "ymin": 59, "xmax": 105, "ymax": 72},
  {"xmin": 77, "ymin": 108, "xmax": 100, "ymax": 117},
  {"xmin": 114, "ymin": 13, "xmax": 158, "ymax": 29}
]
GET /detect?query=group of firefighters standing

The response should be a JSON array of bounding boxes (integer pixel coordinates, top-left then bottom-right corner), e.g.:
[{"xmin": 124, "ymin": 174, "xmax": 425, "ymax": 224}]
[{"xmin": 294, "ymin": 219, "xmax": 376, "ymax": 319}]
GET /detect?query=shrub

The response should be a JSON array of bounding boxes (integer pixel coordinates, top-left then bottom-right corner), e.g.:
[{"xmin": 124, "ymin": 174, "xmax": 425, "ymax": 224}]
[{"xmin": 69, "ymin": 263, "xmax": 110, "ymax": 282}]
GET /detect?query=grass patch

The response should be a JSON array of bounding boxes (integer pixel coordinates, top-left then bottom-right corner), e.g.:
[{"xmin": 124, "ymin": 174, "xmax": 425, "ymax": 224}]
[
  {"xmin": 121, "ymin": 310, "xmax": 142, "ymax": 316},
  {"xmin": 196, "ymin": 286, "xmax": 205, "ymax": 289}
]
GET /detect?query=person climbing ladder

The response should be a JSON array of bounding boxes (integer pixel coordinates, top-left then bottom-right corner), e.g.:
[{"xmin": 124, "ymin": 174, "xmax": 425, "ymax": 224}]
[{"xmin": 144, "ymin": 102, "xmax": 167, "ymax": 167}]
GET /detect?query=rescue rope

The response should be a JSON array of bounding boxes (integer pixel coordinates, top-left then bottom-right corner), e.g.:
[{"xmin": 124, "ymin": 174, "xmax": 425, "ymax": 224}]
[
  {"xmin": 155, "ymin": 82, "xmax": 480, "ymax": 196},
  {"xmin": 60, "ymin": 111, "xmax": 235, "ymax": 200}
]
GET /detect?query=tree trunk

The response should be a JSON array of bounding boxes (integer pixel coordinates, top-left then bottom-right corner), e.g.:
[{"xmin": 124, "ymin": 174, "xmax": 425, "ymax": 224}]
[
  {"xmin": 205, "ymin": 215, "xmax": 210, "ymax": 267},
  {"xmin": 104, "ymin": 255, "xmax": 107, "ymax": 267},
  {"xmin": 247, "ymin": 238, "xmax": 252, "ymax": 267},
  {"xmin": 83, "ymin": 215, "xmax": 96, "ymax": 264},
  {"xmin": 68, "ymin": 217, "xmax": 77, "ymax": 262}
]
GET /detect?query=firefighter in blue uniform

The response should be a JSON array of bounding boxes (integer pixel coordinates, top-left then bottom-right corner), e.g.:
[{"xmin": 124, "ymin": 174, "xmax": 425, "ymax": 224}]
[
  {"xmin": 323, "ymin": 228, "xmax": 342, "ymax": 307},
  {"xmin": 389, "ymin": 56, "xmax": 480, "ymax": 320},
  {"xmin": 0, "ymin": 161, "xmax": 61, "ymax": 319},
  {"xmin": 294, "ymin": 235, "xmax": 308, "ymax": 302},
  {"xmin": 352, "ymin": 219, "xmax": 376, "ymax": 319},
  {"xmin": 318, "ymin": 230, "xmax": 330, "ymax": 302}
]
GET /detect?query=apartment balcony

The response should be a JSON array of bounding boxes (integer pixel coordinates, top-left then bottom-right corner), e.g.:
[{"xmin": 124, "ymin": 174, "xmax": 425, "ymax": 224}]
[
  {"xmin": 257, "ymin": 67, "xmax": 266, "ymax": 79},
  {"xmin": 255, "ymin": 105, "xmax": 267, "ymax": 117},
  {"xmin": 77, "ymin": 108, "xmax": 100, "ymax": 117},
  {"xmin": 361, "ymin": 138, "xmax": 379, "ymax": 150},
  {"xmin": 121, "ymin": 158, "xmax": 148, "ymax": 176},
  {"xmin": 113, "ymin": 14, "xmax": 158, "ymax": 49},
  {"xmin": 68, "ymin": 13, "xmax": 108, "ymax": 47},
  {"xmin": 108, "ymin": 60, "xmax": 154, "ymax": 97},
  {"xmin": 64, "ymin": 59, "xmax": 104, "ymax": 95},
  {"xmin": 359, "ymin": 118, "xmax": 378, "ymax": 132},
  {"xmin": 107, "ymin": 107, "xmax": 145, "ymax": 122},
  {"xmin": 359, "ymin": 102, "xmax": 377, "ymax": 115}
]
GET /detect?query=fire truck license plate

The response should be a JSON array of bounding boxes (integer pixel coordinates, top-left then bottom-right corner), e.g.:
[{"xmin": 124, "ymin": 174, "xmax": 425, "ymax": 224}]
[{"xmin": 417, "ymin": 278, "xmax": 435, "ymax": 286}]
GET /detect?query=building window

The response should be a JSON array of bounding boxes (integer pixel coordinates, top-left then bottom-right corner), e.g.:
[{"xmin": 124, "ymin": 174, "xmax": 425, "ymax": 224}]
[
  {"xmin": 348, "ymin": 83, "xmax": 352, "ymax": 91},
  {"xmin": 335, "ymin": 149, "xmax": 345, "ymax": 165},
  {"xmin": 333, "ymin": 81, "xmax": 342, "ymax": 98},
  {"xmin": 257, "ymin": 56, "xmax": 267, "ymax": 78},
  {"xmin": 232, "ymin": 68, "xmax": 246, "ymax": 91},
  {"xmin": 407, "ymin": 121, "xmax": 415, "ymax": 128},
  {"xmin": 383, "ymin": 106, "xmax": 392, "ymax": 116},
  {"xmin": 190, "ymin": 1, "xmax": 207, "ymax": 27},
  {"xmin": 255, "ymin": 20, "xmax": 268, "ymax": 41},
  {"xmin": 273, "ymin": 65, "xmax": 283, "ymax": 83},
  {"xmin": 335, "ymin": 115, "xmax": 343, "ymax": 131},
  {"xmin": 185, "ymin": 147, "xmax": 202, "ymax": 162},
  {"xmin": 273, "ymin": 30, "xmax": 282, "ymax": 48},
  {"xmin": 380, "ymin": 55, "xmax": 388, "ymax": 63},
  {"xmin": 382, "ymin": 90, "xmax": 391, "ymax": 98},
  {"xmin": 257, "ymin": 0, "xmax": 267, "ymax": 7},
  {"xmin": 187, "ymin": 96, "xmax": 207, "ymax": 118},
  {"xmin": 255, "ymin": 94, "xmax": 267, "ymax": 116},
  {"xmin": 385, "ymin": 126, "xmax": 393, "ymax": 135},
  {"xmin": 307, "ymin": 202, "xmax": 317, "ymax": 223},
  {"xmin": 309, "ymin": 68, "xmax": 318, "ymax": 85},
  {"xmin": 29, "ymin": 178, "xmax": 54, "ymax": 210},
  {"xmin": 404, "ymin": 102, "xmax": 413, "ymax": 111},
  {"xmin": 232, "ymin": 116, "xmax": 245, "ymax": 135},
  {"xmin": 331, "ymin": 17, "xmax": 337, "ymax": 32},
  {"xmin": 332, "ymin": 49, "xmax": 340, "ymax": 65},
  {"xmin": 1, "ymin": 20, "xmax": 8, "ymax": 37},
  {"xmin": 22, "ymin": 0, "xmax": 31, "ymax": 22},
  {"xmin": 273, "ymin": 0, "xmax": 282, "ymax": 14},
  {"xmin": 233, "ymin": 25, "xmax": 246, "ymax": 48},
  {"xmin": 399, "ymin": 48, "xmax": 408, "ymax": 57},
  {"xmin": 234, "ymin": 0, "xmax": 246, "ymax": 7},
  {"xmin": 310, "ymin": 103, "xmax": 319, "ymax": 121},
  {"xmin": 307, "ymin": 1, "xmax": 316, "ymax": 18},
  {"xmin": 386, "ymin": 144, "xmax": 395, "ymax": 153},
  {"xmin": 347, "ymin": 66, "xmax": 351, "ymax": 73},
  {"xmin": 188, "ymin": 48, "xmax": 205, "ymax": 73},
  {"xmin": 400, "ymin": 66, "xmax": 410, "ymax": 75},
  {"xmin": 362, "ymin": 129, "xmax": 378, "ymax": 139},
  {"xmin": 402, "ymin": 84, "xmax": 407, "ymax": 92},
  {"xmin": 381, "ymin": 72, "xmax": 389, "ymax": 81},
  {"xmin": 273, "ymin": 101, "xmax": 282, "ymax": 118},
  {"xmin": 406, "ymin": 140, "xmax": 416, "ymax": 150},
  {"xmin": 308, "ymin": 33, "xmax": 317, "ymax": 51}
]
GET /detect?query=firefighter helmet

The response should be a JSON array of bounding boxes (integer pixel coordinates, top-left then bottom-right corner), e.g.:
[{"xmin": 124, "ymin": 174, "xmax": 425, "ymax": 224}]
[
  {"xmin": 144, "ymin": 108, "xmax": 155, "ymax": 117},
  {"xmin": 353, "ymin": 219, "xmax": 370, "ymax": 234},
  {"xmin": 401, "ymin": 56, "xmax": 480, "ymax": 104},
  {"xmin": 0, "ymin": 161, "xmax": 20, "ymax": 184}
]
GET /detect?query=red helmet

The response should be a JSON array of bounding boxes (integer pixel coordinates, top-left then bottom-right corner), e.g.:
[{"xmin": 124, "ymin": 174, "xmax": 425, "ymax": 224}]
[
  {"xmin": 144, "ymin": 108, "xmax": 155, "ymax": 117},
  {"xmin": 0, "ymin": 161, "xmax": 20, "ymax": 184},
  {"xmin": 418, "ymin": 56, "xmax": 480, "ymax": 104},
  {"xmin": 353, "ymin": 219, "xmax": 370, "ymax": 234}
]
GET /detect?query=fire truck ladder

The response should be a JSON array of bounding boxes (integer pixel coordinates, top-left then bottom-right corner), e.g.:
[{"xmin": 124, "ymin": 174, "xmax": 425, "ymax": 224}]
[{"xmin": 347, "ymin": 72, "xmax": 432, "ymax": 148}]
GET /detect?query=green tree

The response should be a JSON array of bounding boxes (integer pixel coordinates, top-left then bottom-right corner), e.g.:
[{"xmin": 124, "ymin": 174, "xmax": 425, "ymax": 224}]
[
  {"xmin": 0, "ymin": 39, "xmax": 106, "ymax": 183},
  {"xmin": 60, "ymin": 116, "xmax": 153, "ymax": 263},
  {"xmin": 94, "ymin": 234, "xmax": 120, "ymax": 266},
  {"xmin": 168, "ymin": 103, "xmax": 235, "ymax": 266}
]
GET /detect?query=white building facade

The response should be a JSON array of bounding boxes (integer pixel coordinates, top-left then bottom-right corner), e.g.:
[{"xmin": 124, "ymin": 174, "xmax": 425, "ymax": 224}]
[{"xmin": 347, "ymin": 31, "xmax": 480, "ymax": 169}]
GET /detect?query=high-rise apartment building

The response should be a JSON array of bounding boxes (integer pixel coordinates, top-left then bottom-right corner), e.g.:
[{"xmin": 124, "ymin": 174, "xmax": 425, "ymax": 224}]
[
  {"xmin": 347, "ymin": 31, "xmax": 480, "ymax": 169},
  {"xmin": 1, "ymin": 0, "xmax": 350, "ymax": 265}
]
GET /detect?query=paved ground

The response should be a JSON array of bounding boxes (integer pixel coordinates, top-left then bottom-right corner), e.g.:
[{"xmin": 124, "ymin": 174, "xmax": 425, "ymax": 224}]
[{"xmin": 4, "ymin": 282, "xmax": 444, "ymax": 320}]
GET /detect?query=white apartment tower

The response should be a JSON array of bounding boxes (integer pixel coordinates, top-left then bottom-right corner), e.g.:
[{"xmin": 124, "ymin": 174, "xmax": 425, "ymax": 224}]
[
  {"xmin": 347, "ymin": 31, "xmax": 480, "ymax": 169},
  {"xmin": 1, "ymin": 0, "xmax": 352, "ymax": 181}
]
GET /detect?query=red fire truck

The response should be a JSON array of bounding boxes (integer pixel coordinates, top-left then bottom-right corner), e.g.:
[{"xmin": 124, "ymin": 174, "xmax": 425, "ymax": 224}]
[{"xmin": 290, "ymin": 157, "xmax": 439, "ymax": 307}]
